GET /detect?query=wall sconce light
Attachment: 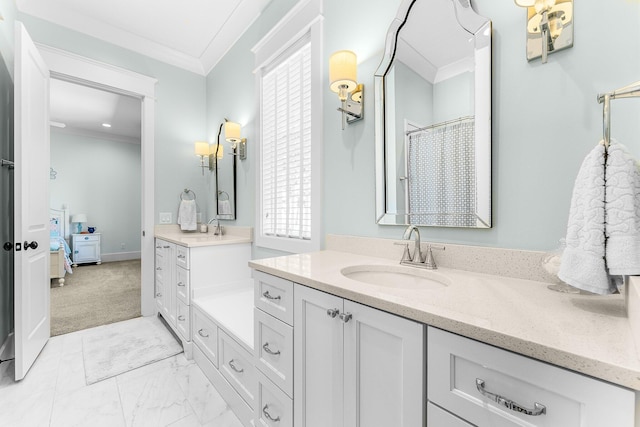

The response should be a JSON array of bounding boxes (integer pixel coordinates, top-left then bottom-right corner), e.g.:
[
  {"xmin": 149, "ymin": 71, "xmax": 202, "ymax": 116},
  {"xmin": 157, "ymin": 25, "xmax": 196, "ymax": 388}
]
[
  {"xmin": 224, "ymin": 120, "xmax": 247, "ymax": 160},
  {"xmin": 195, "ymin": 141, "xmax": 211, "ymax": 175},
  {"xmin": 329, "ymin": 50, "xmax": 364, "ymax": 129},
  {"xmin": 514, "ymin": 0, "xmax": 573, "ymax": 64},
  {"xmin": 71, "ymin": 213, "xmax": 87, "ymax": 234}
]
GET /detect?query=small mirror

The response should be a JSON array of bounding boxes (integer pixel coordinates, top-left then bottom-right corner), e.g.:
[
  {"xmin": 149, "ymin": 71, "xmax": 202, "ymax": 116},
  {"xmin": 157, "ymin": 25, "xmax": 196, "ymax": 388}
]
[
  {"xmin": 374, "ymin": 0, "xmax": 492, "ymax": 228},
  {"xmin": 212, "ymin": 138, "xmax": 236, "ymax": 221}
]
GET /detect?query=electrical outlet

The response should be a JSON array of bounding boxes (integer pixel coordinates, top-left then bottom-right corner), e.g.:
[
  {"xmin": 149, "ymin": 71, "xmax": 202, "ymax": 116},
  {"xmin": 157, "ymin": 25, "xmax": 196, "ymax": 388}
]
[{"xmin": 159, "ymin": 212, "xmax": 172, "ymax": 224}]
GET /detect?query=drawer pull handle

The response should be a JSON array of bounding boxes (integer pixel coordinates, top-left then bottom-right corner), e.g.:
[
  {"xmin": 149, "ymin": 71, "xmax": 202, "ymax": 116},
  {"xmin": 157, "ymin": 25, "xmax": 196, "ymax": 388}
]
[
  {"xmin": 263, "ymin": 342, "xmax": 281, "ymax": 356},
  {"xmin": 177, "ymin": 282, "xmax": 185, "ymax": 287},
  {"xmin": 262, "ymin": 290, "xmax": 281, "ymax": 301},
  {"xmin": 476, "ymin": 379, "xmax": 546, "ymax": 417},
  {"xmin": 163, "ymin": 245, "xmax": 170, "ymax": 249},
  {"xmin": 339, "ymin": 312, "xmax": 352, "ymax": 323},
  {"xmin": 228, "ymin": 359, "xmax": 244, "ymax": 373},
  {"xmin": 327, "ymin": 308, "xmax": 340, "ymax": 318},
  {"xmin": 156, "ymin": 246, "xmax": 162, "ymax": 249},
  {"xmin": 198, "ymin": 329, "xmax": 209, "ymax": 338},
  {"xmin": 178, "ymin": 315, "xmax": 185, "ymax": 321},
  {"xmin": 156, "ymin": 267, "xmax": 162, "ymax": 270},
  {"xmin": 156, "ymin": 292, "xmax": 162, "ymax": 297},
  {"xmin": 177, "ymin": 254, "xmax": 186, "ymax": 259},
  {"xmin": 262, "ymin": 405, "xmax": 280, "ymax": 423}
]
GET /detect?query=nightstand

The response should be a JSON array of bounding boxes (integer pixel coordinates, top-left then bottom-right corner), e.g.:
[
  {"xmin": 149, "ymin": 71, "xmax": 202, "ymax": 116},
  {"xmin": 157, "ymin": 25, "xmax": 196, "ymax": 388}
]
[{"xmin": 71, "ymin": 233, "xmax": 102, "ymax": 266}]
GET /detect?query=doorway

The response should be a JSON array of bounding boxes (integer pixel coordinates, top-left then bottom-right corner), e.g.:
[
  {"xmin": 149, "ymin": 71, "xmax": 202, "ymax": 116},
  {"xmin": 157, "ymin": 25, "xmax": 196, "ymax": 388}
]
[
  {"xmin": 49, "ymin": 78, "xmax": 143, "ymax": 335},
  {"xmin": 37, "ymin": 44, "xmax": 157, "ymax": 320}
]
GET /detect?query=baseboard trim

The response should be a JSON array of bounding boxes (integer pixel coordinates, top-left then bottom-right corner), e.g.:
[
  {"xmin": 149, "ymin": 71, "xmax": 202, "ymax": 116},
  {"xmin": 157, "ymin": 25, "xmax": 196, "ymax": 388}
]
[
  {"xmin": 101, "ymin": 251, "xmax": 141, "ymax": 263},
  {"xmin": 0, "ymin": 332, "xmax": 14, "ymax": 361}
]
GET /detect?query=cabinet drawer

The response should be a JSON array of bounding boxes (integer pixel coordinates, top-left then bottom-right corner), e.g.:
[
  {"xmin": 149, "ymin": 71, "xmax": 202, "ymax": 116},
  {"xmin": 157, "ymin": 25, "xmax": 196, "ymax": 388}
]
[
  {"xmin": 427, "ymin": 326, "xmax": 636, "ymax": 427},
  {"xmin": 255, "ymin": 370, "xmax": 293, "ymax": 427},
  {"xmin": 255, "ymin": 308, "xmax": 293, "ymax": 398},
  {"xmin": 219, "ymin": 330, "xmax": 257, "ymax": 409},
  {"xmin": 254, "ymin": 271, "xmax": 293, "ymax": 326},
  {"xmin": 192, "ymin": 307, "xmax": 218, "ymax": 368},
  {"xmin": 176, "ymin": 266, "xmax": 190, "ymax": 305},
  {"xmin": 75, "ymin": 234, "xmax": 99, "ymax": 242},
  {"xmin": 427, "ymin": 402, "xmax": 473, "ymax": 427},
  {"xmin": 176, "ymin": 245, "xmax": 189, "ymax": 269},
  {"xmin": 176, "ymin": 299, "xmax": 190, "ymax": 341}
]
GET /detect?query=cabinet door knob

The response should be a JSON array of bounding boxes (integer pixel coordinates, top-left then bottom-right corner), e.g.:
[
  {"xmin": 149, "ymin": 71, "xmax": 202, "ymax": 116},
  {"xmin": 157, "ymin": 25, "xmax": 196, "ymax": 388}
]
[
  {"xmin": 198, "ymin": 328, "xmax": 209, "ymax": 338},
  {"xmin": 177, "ymin": 282, "xmax": 185, "ymax": 287},
  {"xmin": 475, "ymin": 378, "xmax": 546, "ymax": 416},
  {"xmin": 262, "ymin": 405, "xmax": 281, "ymax": 423},
  {"xmin": 178, "ymin": 315, "xmax": 185, "ymax": 321},
  {"xmin": 339, "ymin": 312, "xmax": 352, "ymax": 323},
  {"xmin": 156, "ymin": 267, "xmax": 162, "ymax": 270},
  {"xmin": 326, "ymin": 308, "xmax": 340, "ymax": 318},
  {"xmin": 262, "ymin": 342, "xmax": 281, "ymax": 356},
  {"xmin": 156, "ymin": 292, "xmax": 162, "ymax": 297}
]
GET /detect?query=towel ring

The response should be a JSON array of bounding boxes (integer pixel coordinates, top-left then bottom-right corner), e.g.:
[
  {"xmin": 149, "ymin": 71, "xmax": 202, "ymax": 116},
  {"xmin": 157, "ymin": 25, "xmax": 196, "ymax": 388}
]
[
  {"xmin": 180, "ymin": 189, "xmax": 196, "ymax": 201},
  {"xmin": 217, "ymin": 190, "xmax": 229, "ymax": 201}
]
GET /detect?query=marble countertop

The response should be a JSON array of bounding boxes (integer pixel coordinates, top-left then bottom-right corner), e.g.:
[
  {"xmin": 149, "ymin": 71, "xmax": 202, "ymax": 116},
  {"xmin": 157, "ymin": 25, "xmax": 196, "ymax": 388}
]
[
  {"xmin": 155, "ymin": 225, "xmax": 252, "ymax": 248},
  {"xmin": 249, "ymin": 250, "xmax": 640, "ymax": 391}
]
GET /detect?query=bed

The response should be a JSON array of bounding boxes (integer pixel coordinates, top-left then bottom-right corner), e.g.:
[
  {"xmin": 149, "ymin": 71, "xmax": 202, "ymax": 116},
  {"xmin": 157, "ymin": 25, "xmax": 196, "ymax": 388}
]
[{"xmin": 50, "ymin": 207, "xmax": 72, "ymax": 286}]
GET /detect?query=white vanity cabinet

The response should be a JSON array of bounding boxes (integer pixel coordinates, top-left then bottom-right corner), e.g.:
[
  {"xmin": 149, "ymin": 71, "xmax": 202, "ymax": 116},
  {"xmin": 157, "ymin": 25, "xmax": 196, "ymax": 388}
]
[
  {"xmin": 154, "ymin": 239, "xmax": 174, "ymax": 323},
  {"xmin": 154, "ymin": 237, "xmax": 252, "ymax": 359},
  {"xmin": 294, "ymin": 282, "xmax": 425, "ymax": 427},
  {"xmin": 427, "ymin": 326, "xmax": 637, "ymax": 427}
]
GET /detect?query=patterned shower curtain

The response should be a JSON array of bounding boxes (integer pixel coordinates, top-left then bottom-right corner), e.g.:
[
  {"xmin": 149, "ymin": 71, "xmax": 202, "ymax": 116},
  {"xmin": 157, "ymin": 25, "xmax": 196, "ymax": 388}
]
[{"xmin": 407, "ymin": 119, "xmax": 476, "ymax": 227}]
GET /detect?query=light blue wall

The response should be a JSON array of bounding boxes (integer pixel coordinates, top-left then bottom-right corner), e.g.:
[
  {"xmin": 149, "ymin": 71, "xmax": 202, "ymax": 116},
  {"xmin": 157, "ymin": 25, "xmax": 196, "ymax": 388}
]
[
  {"xmin": 433, "ymin": 72, "xmax": 473, "ymax": 123},
  {"xmin": 17, "ymin": 13, "xmax": 210, "ymax": 224},
  {"xmin": 206, "ymin": 0, "xmax": 640, "ymax": 257},
  {"xmin": 50, "ymin": 130, "xmax": 141, "ymax": 255}
]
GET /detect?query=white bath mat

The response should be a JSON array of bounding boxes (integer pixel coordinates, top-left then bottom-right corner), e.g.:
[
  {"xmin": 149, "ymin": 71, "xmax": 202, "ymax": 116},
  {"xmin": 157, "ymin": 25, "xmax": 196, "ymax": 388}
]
[{"xmin": 82, "ymin": 316, "xmax": 183, "ymax": 385}]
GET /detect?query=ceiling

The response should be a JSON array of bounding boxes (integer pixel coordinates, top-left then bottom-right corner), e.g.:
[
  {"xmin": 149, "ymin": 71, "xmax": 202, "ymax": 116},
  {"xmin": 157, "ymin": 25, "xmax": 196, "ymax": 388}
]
[
  {"xmin": 16, "ymin": 0, "xmax": 272, "ymax": 75},
  {"xmin": 50, "ymin": 79, "xmax": 142, "ymax": 143},
  {"xmin": 20, "ymin": 0, "xmax": 275, "ymax": 142}
]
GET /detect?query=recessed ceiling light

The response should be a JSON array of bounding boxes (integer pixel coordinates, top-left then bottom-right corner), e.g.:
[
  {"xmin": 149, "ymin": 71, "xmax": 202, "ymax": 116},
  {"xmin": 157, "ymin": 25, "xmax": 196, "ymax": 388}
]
[
  {"xmin": 50, "ymin": 121, "xmax": 66, "ymax": 128},
  {"xmin": 102, "ymin": 123, "xmax": 112, "ymax": 128}
]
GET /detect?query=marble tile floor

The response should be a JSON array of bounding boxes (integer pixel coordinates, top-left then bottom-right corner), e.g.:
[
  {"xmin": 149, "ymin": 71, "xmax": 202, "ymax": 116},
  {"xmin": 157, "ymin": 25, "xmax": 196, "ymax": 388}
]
[{"xmin": 0, "ymin": 320, "xmax": 243, "ymax": 427}]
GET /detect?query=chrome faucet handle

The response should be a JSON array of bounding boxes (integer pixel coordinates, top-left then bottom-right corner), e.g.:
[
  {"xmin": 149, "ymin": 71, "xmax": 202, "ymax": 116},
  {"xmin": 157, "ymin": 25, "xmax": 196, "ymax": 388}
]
[
  {"xmin": 423, "ymin": 244, "xmax": 445, "ymax": 270},
  {"xmin": 394, "ymin": 242, "xmax": 412, "ymax": 262}
]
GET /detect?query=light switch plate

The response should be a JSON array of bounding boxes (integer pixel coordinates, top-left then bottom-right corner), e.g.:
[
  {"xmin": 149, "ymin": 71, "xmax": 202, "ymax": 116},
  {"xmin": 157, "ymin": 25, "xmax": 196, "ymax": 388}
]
[{"xmin": 159, "ymin": 212, "xmax": 172, "ymax": 224}]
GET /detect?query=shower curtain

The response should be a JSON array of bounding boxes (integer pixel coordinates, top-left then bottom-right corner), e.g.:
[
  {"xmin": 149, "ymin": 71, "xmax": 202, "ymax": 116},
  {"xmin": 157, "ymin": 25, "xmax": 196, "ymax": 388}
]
[{"xmin": 407, "ymin": 119, "xmax": 476, "ymax": 227}]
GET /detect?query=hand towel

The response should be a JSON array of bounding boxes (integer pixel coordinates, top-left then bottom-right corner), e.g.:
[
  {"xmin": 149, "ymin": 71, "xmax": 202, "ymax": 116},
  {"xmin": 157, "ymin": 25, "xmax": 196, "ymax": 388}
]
[
  {"xmin": 177, "ymin": 199, "xmax": 197, "ymax": 231},
  {"xmin": 605, "ymin": 139, "xmax": 640, "ymax": 276},
  {"xmin": 558, "ymin": 143, "xmax": 615, "ymax": 294},
  {"xmin": 218, "ymin": 200, "xmax": 231, "ymax": 215}
]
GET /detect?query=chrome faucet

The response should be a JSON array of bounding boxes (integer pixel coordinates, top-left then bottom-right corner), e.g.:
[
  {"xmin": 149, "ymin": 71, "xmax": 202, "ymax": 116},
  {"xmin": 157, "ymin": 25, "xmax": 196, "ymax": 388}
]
[
  {"xmin": 207, "ymin": 217, "xmax": 223, "ymax": 236},
  {"xmin": 397, "ymin": 225, "xmax": 445, "ymax": 270},
  {"xmin": 402, "ymin": 225, "xmax": 424, "ymax": 263}
]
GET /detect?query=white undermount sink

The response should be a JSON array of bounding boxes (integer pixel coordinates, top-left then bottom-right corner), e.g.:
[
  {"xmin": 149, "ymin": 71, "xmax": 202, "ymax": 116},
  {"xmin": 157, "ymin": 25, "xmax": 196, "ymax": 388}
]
[{"xmin": 340, "ymin": 264, "xmax": 450, "ymax": 290}]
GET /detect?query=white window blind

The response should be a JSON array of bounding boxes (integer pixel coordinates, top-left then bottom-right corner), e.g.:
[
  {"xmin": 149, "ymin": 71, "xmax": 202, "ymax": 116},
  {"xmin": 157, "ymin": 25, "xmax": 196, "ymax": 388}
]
[{"xmin": 261, "ymin": 41, "xmax": 312, "ymax": 241}]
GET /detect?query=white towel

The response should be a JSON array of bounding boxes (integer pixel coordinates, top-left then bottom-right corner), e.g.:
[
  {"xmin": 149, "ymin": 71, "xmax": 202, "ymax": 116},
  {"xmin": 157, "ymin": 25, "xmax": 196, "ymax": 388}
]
[
  {"xmin": 605, "ymin": 139, "xmax": 640, "ymax": 276},
  {"xmin": 218, "ymin": 200, "xmax": 231, "ymax": 215},
  {"xmin": 177, "ymin": 199, "xmax": 197, "ymax": 231},
  {"xmin": 558, "ymin": 143, "xmax": 615, "ymax": 294}
]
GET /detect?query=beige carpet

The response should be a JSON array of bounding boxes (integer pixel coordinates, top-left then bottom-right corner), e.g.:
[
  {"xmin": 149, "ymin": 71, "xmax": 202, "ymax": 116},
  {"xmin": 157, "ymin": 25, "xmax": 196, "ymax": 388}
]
[{"xmin": 50, "ymin": 260, "xmax": 142, "ymax": 336}]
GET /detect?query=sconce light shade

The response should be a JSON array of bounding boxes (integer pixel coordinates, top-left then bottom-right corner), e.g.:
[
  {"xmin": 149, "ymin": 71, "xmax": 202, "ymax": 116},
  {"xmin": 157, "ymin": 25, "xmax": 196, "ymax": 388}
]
[
  {"xmin": 194, "ymin": 141, "xmax": 209, "ymax": 156},
  {"xmin": 224, "ymin": 121, "xmax": 242, "ymax": 144},
  {"xmin": 514, "ymin": 0, "xmax": 535, "ymax": 6},
  {"xmin": 329, "ymin": 50, "xmax": 357, "ymax": 97}
]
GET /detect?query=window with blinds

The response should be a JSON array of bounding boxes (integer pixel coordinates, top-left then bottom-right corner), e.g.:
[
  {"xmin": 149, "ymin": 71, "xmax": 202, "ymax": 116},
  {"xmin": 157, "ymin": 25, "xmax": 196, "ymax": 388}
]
[{"xmin": 260, "ymin": 41, "xmax": 312, "ymax": 241}]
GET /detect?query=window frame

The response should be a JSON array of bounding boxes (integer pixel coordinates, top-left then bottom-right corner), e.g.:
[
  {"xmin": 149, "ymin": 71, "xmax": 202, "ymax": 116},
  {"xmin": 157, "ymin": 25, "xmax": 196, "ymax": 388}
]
[{"xmin": 253, "ymin": 3, "xmax": 323, "ymax": 254}]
